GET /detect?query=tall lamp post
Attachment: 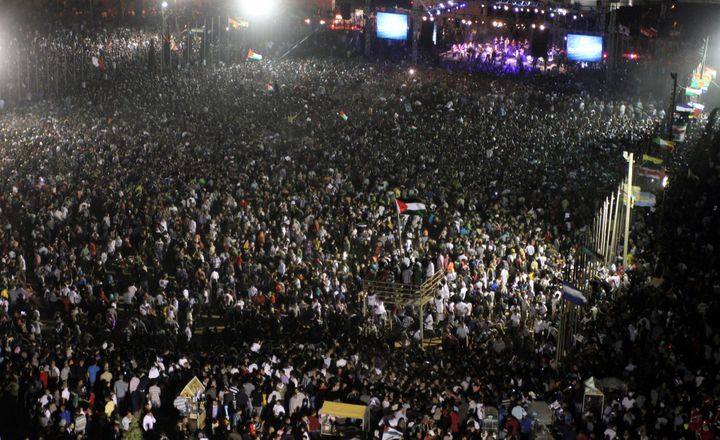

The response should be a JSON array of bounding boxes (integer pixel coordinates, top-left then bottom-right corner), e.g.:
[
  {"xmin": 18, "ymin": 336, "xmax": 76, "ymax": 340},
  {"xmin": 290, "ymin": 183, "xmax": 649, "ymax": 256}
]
[{"xmin": 161, "ymin": 1, "xmax": 168, "ymax": 73}]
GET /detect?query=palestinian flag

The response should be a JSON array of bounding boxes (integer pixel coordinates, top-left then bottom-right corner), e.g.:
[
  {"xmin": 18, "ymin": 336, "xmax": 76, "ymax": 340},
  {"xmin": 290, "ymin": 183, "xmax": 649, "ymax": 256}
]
[
  {"xmin": 247, "ymin": 49, "xmax": 263, "ymax": 61},
  {"xmin": 381, "ymin": 426, "xmax": 404, "ymax": 440},
  {"xmin": 581, "ymin": 245, "xmax": 603, "ymax": 260},
  {"xmin": 685, "ymin": 87, "xmax": 702, "ymax": 96},
  {"xmin": 642, "ymin": 154, "xmax": 663, "ymax": 169},
  {"xmin": 339, "ymin": 110, "xmax": 349, "ymax": 121},
  {"xmin": 653, "ymin": 137, "xmax": 675, "ymax": 150},
  {"xmin": 395, "ymin": 198, "xmax": 426, "ymax": 216},
  {"xmin": 637, "ymin": 167, "xmax": 666, "ymax": 180}
]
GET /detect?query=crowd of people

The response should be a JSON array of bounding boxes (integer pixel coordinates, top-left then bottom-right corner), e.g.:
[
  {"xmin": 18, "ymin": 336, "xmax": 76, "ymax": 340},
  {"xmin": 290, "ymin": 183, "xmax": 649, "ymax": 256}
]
[{"xmin": 0, "ymin": 18, "xmax": 718, "ymax": 440}]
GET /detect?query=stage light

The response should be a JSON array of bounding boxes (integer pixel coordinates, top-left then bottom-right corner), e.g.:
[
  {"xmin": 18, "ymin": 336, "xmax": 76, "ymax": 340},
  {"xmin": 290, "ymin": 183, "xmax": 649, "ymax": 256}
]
[
  {"xmin": 550, "ymin": 13, "xmax": 555, "ymax": 17},
  {"xmin": 319, "ymin": 19, "xmax": 326, "ymax": 25},
  {"xmin": 534, "ymin": 8, "xmax": 538, "ymax": 12},
  {"xmin": 662, "ymin": 176, "xmax": 669, "ymax": 188},
  {"xmin": 572, "ymin": 15, "xmax": 577, "ymax": 19},
  {"xmin": 240, "ymin": 0, "xmax": 276, "ymax": 18},
  {"xmin": 531, "ymin": 23, "xmax": 536, "ymax": 28},
  {"xmin": 422, "ymin": 16, "xmax": 427, "ymax": 21},
  {"xmin": 539, "ymin": 24, "xmax": 545, "ymax": 30},
  {"xmin": 430, "ymin": 17, "xmax": 434, "ymax": 21},
  {"xmin": 503, "ymin": 5, "xmax": 509, "ymax": 10},
  {"xmin": 161, "ymin": 1, "xmax": 168, "ymax": 8},
  {"xmin": 514, "ymin": 7, "xmax": 519, "ymax": 12},
  {"xmin": 304, "ymin": 18, "xmax": 311, "ymax": 24},
  {"xmin": 409, "ymin": 68, "xmax": 415, "ymax": 75}
]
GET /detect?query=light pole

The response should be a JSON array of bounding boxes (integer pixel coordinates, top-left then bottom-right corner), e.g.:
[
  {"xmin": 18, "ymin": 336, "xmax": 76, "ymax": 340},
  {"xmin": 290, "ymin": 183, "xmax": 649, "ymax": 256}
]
[
  {"xmin": 622, "ymin": 151, "xmax": 634, "ymax": 266},
  {"xmin": 161, "ymin": 1, "xmax": 168, "ymax": 73}
]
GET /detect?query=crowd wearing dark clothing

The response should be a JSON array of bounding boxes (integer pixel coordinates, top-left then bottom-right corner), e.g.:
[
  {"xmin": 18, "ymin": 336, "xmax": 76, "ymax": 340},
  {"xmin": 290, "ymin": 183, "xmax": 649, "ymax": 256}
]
[{"xmin": 1, "ymin": 28, "xmax": 718, "ymax": 440}]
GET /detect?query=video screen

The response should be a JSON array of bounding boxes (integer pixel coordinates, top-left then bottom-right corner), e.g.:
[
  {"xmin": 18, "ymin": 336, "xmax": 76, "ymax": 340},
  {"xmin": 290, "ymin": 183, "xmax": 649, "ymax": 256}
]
[
  {"xmin": 566, "ymin": 34, "xmax": 603, "ymax": 62},
  {"xmin": 376, "ymin": 12, "xmax": 409, "ymax": 41}
]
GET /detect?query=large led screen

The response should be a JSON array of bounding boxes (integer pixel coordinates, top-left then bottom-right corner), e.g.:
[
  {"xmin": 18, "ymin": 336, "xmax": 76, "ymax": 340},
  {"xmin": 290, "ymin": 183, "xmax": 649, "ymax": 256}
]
[
  {"xmin": 376, "ymin": 12, "xmax": 409, "ymax": 41},
  {"xmin": 566, "ymin": 34, "xmax": 603, "ymax": 62}
]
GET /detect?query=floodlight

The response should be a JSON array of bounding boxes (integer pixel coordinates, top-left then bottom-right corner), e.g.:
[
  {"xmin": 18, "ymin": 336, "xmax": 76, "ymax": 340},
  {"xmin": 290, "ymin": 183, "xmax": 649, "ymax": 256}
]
[{"xmin": 240, "ymin": 0, "xmax": 276, "ymax": 18}]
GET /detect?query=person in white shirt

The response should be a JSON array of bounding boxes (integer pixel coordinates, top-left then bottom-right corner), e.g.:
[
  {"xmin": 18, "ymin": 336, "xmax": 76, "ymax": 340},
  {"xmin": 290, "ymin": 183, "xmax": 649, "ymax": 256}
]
[{"xmin": 142, "ymin": 410, "xmax": 156, "ymax": 431}]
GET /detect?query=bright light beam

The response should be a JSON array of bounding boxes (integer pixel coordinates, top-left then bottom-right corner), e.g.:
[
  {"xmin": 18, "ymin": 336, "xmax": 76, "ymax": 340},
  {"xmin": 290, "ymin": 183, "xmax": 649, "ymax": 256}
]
[{"xmin": 240, "ymin": 0, "xmax": 276, "ymax": 19}]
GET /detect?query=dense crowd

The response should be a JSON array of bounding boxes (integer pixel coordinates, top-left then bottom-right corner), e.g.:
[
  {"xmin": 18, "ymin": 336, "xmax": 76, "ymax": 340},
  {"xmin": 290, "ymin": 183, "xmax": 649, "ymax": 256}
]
[{"xmin": 0, "ymin": 32, "xmax": 718, "ymax": 440}]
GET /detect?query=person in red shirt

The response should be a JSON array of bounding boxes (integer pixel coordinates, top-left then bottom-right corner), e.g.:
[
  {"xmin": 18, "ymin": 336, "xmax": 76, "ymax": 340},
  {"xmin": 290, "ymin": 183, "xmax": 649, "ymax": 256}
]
[
  {"xmin": 450, "ymin": 407, "xmax": 460, "ymax": 439},
  {"xmin": 505, "ymin": 416, "xmax": 520, "ymax": 438},
  {"xmin": 306, "ymin": 411, "xmax": 321, "ymax": 439}
]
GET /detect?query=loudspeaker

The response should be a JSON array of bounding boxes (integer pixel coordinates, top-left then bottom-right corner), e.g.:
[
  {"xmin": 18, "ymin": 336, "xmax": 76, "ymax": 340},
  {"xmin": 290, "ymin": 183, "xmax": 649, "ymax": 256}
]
[
  {"xmin": 531, "ymin": 31, "xmax": 549, "ymax": 58},
  {"xmin": 339, "ymin": 0, "xmax": 352, "ymax": 19},
  {"xmin": 420, "ymin": 20, "xmax": 435, "ymax": 48}
]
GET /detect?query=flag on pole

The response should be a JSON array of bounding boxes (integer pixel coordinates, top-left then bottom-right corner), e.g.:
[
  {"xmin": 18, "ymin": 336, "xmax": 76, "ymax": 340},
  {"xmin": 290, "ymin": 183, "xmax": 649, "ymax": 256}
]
[
  {"xmin": 621, "ymin": 185, "xmax": 641, "ymax": 206},
  {"xmin": 652, "ymin": 137, "xmax": 676, "ymax": 151},
  {"xmin": 640, "ymin": 26, "xmax": 657, "ymax": 37},
  {"xmin": 671, "ymin": 123, "xmax": 687, "ymax": 143},
  {"xmin": 685, "ymin": 87, "xmax": 702, "ymax": 96},
  {"xmin": 562, "ymin": 282, "xmax": 587, "ymax": 306},
  {"xmin": 247, "ymin": 49, "xmax": 263, "ymax": 61},
  {"xmin": 581, "ymin": 245, "xmax": 603, "ymax": 260},
  {"xmin": 641, "ymin": 154, "xmax": 663, "ymax": 168},
  {"xmin": 228, "ymin": 17, "xmax": 249, "ymax": 29},
  {"xmin": 635, "ymin": 192, "xmax": 657, "ymax": 208},
  {"xmin": 395, "ymin": 198, "xmax": 426, "ymax": 216},
  {"xmin": 264, "ymin": 83, "xmax": 274, "ymax": 92},
  {"xmin": 637, "ymin": 167, "xmax": 666, "ymax": 180},
  {"xmin": 339, "ymin": 110, "xmax": 349, "ymax": 121},
  {"xmin": 703, "ymin": 66, "xmax": 717, "ymax": 79}
]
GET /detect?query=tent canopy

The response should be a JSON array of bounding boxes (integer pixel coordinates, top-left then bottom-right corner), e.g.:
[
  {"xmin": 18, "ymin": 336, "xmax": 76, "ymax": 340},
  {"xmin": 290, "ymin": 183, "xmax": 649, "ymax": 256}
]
[
  {"xmin": 584, "ymin": 377, "xmax": 604, "ymax": 397},
  {"xmin": 179, "ymin": 376, "xmax": 206, "ymax": 398},
  {"xmin": 319, "ymin": 401, "xmax": 367, "ymax": 420}
]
